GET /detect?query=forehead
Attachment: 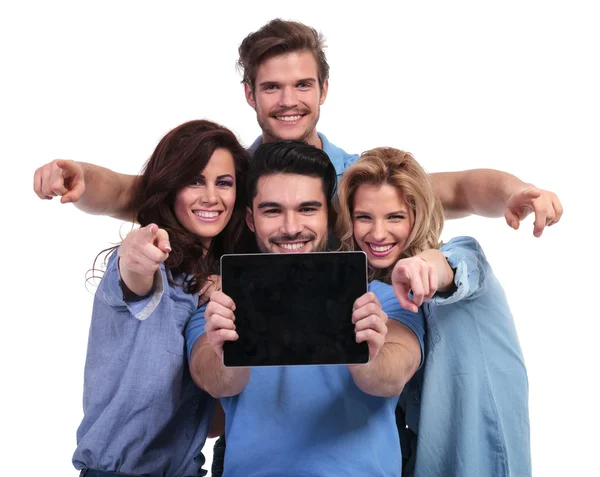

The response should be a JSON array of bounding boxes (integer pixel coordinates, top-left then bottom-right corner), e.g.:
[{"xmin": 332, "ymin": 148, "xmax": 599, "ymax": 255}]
[
  {"xmin": 256, "ymin": 51, "xmax": 319, "ymax": 84},
  {"xmin": 254, "ymin": 173, "xmax": 325, "ymax": 205},
  {"xmin": 354, "ymin": 183, "xmax": 407, "ymax": 209},
  {"xmin": 201, "ymin": 148, "xmax": 235, "ymax": 175}
]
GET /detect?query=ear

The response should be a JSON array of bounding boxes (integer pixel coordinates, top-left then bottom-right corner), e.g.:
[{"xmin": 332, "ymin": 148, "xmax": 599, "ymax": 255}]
[
  {"xmin": 319, "ymin": 79, "xmax": 329, "ymax": 105},
  {"xmin": 244, "ymin": 83, "xmax": 256, "ymax": 109},
  {"xmin": 245, "ymin": 206, "xmax": 255, "ymax": 232}
]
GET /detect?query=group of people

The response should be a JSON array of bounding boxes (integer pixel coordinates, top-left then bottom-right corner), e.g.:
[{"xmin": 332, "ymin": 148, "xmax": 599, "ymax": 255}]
[{"xmin": 34, "ymin": 18, "xmax": 563, "ymax": 477}]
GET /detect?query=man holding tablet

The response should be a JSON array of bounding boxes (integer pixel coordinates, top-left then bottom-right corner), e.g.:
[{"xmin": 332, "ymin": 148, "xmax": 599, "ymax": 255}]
[{"xmin": 186, "ymin": 140, "xmax": 425, "ymax": 477}]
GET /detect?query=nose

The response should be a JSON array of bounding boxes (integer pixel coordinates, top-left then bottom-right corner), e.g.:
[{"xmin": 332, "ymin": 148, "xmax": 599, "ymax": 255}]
[
  {"xmin": 200, "ymin": 183, "xmax": 218, "ymax": 206},
  {"xmin": 279, "ymin": 86, "xmax": 298, "ymax": 108},
  {"xmin": 282, "ymin": 212, "xmax": 303, "ymax": 237},
  {"xmin": 371, "ymin": 220, "xmax": 388, "ymax": 242}
]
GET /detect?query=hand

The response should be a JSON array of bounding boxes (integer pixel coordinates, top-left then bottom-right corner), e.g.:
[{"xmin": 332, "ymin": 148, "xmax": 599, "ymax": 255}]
[
  {"xmin": 505, "ymin": 187, "xmax": 563, "ymax": 237},
  {"xmin": 205, "ymin": 290, "xmax": 238, "ymax": 358},
  {"xmin": 392, "ymin": 256, "xmax": 437, "ymax": 313},
  {"xmin": 352, "ymin": 292, "xmax": 388, "ymax": 361},
  {"xmin": 33, "ymin": 159, "xmax": 85, "ymax": 204},
  {"xmin": 118, "ymin": 224, "xmax": 171, "ymax": 277},
  {"xmin": 198, "ymin": 274, "xmax": 222, "ymax": 307}
]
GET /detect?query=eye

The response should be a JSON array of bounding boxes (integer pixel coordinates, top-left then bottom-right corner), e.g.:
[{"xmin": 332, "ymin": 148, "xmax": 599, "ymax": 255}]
[
  {"xmin": 263, "ymin": 208, "xmax": 281, "ymax": 215},
  {"xmin": 216, "ymin": 180, "xmax": 234, "ymax": 188},
  {"xmin": 191, "ymin": 178, "xmax": 205, "ymax": 187},
  {"xmin": 299, "ymin": 207, "xmax": 318, "ymax": 213},
  {"xmin": 353, "ymin": 214, "xmax": 371, "ymax": 221},
  {"xmin": 297, "ymin": 82, "xmax": 311, "ymax": 89},
  {"xmin": 388, "ymin": 214, "xmax": 407, "ymax": 222},
  {"xmin": 263, "ymin": 84, "xmax": 278, "ymax": 91}
]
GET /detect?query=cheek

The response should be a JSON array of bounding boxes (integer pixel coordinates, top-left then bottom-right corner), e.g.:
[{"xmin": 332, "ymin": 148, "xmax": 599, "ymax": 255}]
[
  {"xmin": 173, "ymin": 193, "xmax": 188, "ymax": 222},
  {"xmin": 352, "ymin": 222, "xmax": 367, "ymax": 243},
  {"xmin": 224, "ymin": 189, "xmax": 236, "ymax": 209}
]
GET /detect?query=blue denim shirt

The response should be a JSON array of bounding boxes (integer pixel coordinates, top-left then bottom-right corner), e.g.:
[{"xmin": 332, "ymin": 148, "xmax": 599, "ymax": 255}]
[
  {"xmin": 73, "ymin": 249, "xmax": 214, "ymax": 477},
  {"xmin": 399, "ymin": 236, "xmax": 531, "ymax": 477}
]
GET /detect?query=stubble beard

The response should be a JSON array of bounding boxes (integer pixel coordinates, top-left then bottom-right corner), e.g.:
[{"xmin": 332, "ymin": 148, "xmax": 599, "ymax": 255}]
[{"xmin": 256, "ymin": 106, "xmax": 320, "ymax": 145}]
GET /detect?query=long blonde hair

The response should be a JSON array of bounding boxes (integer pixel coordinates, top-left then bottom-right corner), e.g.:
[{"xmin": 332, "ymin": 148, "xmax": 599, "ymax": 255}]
[{"xmin": 336, "ymin": 147, "xmax": 444, "ymax": 283}]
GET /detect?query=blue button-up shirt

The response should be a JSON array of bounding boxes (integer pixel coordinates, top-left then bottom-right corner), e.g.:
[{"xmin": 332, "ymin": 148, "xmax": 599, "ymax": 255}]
[
  {"xmin": 73, "ymin": 250, "xmax": 214, "ymax": 477},
  {"xmin": 399, "ymin": 236, "xmax": 531, "ymax": 477}
]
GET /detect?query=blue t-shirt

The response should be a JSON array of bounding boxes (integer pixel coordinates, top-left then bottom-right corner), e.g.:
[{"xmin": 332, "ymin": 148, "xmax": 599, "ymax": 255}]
[{"xmin": 186, "ymin": 280, "xmax": 424, "ymax": 477}]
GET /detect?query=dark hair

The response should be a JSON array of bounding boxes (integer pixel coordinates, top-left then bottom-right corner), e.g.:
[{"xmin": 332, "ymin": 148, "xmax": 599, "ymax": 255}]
[
  {"xmin": 237, "ymin": 19, "xmax": 329, "ymax": 93},
  {"xmin": 133, "ymin": 120, "xmax": 253, "ymax": 293},
  {"xmin": 246, "ymin": 140, "xmax": 338, "ymax": 228}
]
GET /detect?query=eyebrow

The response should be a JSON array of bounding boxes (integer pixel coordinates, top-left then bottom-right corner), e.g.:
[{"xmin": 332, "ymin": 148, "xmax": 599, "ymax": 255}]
[
  {"xmin": 353, "ymin": 209, "xmax": 408, "ymax": 215},
  {"xmin": 257, "ymin": 200, "xmax": 323, "ymax": 209},
  {"xmin": 257, "ymin": 201, "xmax": 282, "ymax": 209},
  {"xmin": 258, "ymin": 78, "xmax": 317, "ymax": 88},
  {"xmin": 298, "ymin": 201, "xmax": 322, "ymax": 208},
  {"xmin": 196, "ymin": 173, "xmax": 234, "ymax": 180}
]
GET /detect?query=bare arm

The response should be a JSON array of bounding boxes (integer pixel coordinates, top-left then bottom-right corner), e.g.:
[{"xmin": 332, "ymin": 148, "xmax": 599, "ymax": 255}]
[
  {"xmin": 430, "ymin": 169, "xmax": 563, "ymax": 236},
  {"xmin": 189, "ymin": 335, "xmax": 250, "ymax": 398},
  {"xmin": 188, "ymin": 290, "xmax": 251, "ymax": 398},
  {"xmin": 430, "ymin": 169, "xmax": 529, "ymax": 218},
  {"xmin": 33, "ymin": 159, "xmax": 139, "ymax": 221},
  {"xmin": 77, "ymin": 162, "xmax": 139, "ymax": 220},
  {"xmin": 349, "ymin": 320, "xmax": 421, "ymax": 397}
]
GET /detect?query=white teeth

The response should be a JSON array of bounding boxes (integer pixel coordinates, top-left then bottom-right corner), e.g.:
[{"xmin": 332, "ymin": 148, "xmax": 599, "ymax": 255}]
[
  {"xmin": 370, "ymin": 244, "xmax": 393, "ymax": 252},
  {"xmin": 194, "ymin": 211, "xmax": 220, "ymax": 218},
  {"xmin": 276, "ymin": 115, "xmax": 302, "ymax": 122},
  {"xmin": 278, "ymin": 242, "xmax": 306, "ymax": 250}
]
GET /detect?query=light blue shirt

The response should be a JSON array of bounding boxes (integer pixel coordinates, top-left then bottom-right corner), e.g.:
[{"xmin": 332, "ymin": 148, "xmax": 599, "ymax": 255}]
[
  {"xmin": 73, "ymin": 249, "xmax": 214, "ymax": 477},
  {"xmin": 186, "ymin": 280, "xmax": 425, "ymax": 477},
  {"xmin": 399, "ymin": 236, "xmax": 531, "ymax": 477}
]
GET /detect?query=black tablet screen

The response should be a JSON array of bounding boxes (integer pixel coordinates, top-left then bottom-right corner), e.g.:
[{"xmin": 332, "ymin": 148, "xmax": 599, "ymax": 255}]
[{"xmin": 221, "ymin": 252, "xmax": 369, "ymax": 367}]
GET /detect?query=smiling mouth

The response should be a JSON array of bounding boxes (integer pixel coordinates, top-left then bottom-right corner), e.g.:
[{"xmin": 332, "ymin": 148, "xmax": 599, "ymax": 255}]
[
  {"xmin": 274, "ymin": 114, "xmax": 305, "ymax": 122},
  {"xmin": 367, "ymin": 242, "xmax": 396, "ymax": 257},
  {"xmin": 193, "ymin": 210, "xmax": 222, "ymax": 222},
  {"xmin": 274, "ymin": 241, "xmax": 309, "ymax": 252}
]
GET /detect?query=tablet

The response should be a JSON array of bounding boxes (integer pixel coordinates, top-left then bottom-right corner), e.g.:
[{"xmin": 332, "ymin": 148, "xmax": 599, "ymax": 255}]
[{"xmin": 221, "ymin": 251, "xmax": 369, "ymax": 367}]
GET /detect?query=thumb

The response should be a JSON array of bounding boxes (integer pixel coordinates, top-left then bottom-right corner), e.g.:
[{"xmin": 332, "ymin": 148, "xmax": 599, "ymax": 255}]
[
  {"xmin": 504, "ymin": 208, "xmax": 520, "ymax": 230},
  {"xmin": 141, "ymin": 223, "xmax": 159, "ymax": 241},
  {"xmin": 393, "ymin": 284, "xmax": 418, "ymax": 313}
]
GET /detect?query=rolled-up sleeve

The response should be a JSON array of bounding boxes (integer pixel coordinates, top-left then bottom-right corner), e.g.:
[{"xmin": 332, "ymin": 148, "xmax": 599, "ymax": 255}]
[
  {"xmin": 430, "ymin": 236, "xmax": 488, "ymax": 306},
  {"xmin": 95, "ymin": 248, "xmax": 166, "ymax": 321},
  {"xmin": 369, "ymin": 280, "xmax": 426, "ymax": 368}
]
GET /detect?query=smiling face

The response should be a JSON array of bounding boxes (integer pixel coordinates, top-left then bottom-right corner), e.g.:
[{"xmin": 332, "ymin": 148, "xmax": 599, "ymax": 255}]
[
  {"xmin": 245, "ymin": 51, "xmax": 328, "ymax": 149},
  {"xmin": 352, "ymin": 183, "xmax": 414, "ymax": 269},
  {"xmin": 246, "ymin": 173, "xmax": 329, "ymax": 254},
  {"xmin": 174, "ymin": 148, "xmax": 237, "ymax": 248}
]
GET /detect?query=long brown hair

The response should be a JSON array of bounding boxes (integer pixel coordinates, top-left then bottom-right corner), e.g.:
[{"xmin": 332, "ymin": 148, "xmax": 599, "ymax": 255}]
[
  {"xmin": 336, "ymin": 147, "xmax": 444, "ymax": 283},
  {"xmin": 131, "ymin": 119, "xmax": 252, "ymax": 293}
]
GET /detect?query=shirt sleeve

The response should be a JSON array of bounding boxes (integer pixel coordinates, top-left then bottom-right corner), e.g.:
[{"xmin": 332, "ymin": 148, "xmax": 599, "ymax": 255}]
[
  {"xmin": 95, "ymin": 247, "xmax": 167, "ymax": 321},
  {"xmin": 430, "ymin": 236, "xmax": 489, "ymax": 306},
  {"xmin": 369, "ymin": 280, "xmax": 426, "ymax": 368},
  {"xmin": 185, "ymin": 304, "xmax": 208, "ymax": 360}
]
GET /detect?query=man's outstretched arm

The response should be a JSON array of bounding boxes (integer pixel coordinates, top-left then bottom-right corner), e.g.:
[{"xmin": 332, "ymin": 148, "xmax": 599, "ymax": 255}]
[
  {"xmin": 430, "ymin": 169, "xmax": 563, "ymax": 237},
  {"xmin": 33, "ymin": 159, "xmax": 139, "ymax": 221}
]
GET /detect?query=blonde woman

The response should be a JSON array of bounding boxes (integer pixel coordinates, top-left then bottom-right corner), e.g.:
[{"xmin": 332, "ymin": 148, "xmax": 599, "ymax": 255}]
[{"xmin": 336, "ymin": 147, "xmax": 530, "ymax": 477}]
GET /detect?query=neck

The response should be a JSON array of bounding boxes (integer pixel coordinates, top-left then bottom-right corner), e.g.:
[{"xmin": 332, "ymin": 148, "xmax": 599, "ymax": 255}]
[{"xmin": 261, "ymin": 130, "xmax": 323, "ymax": 150}]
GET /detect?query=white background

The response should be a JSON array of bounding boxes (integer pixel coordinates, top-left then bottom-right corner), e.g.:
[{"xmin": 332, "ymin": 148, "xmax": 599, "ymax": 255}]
[{"xmin": 1, "ymin": 1, "xmax": 598, "ymax": 475}]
